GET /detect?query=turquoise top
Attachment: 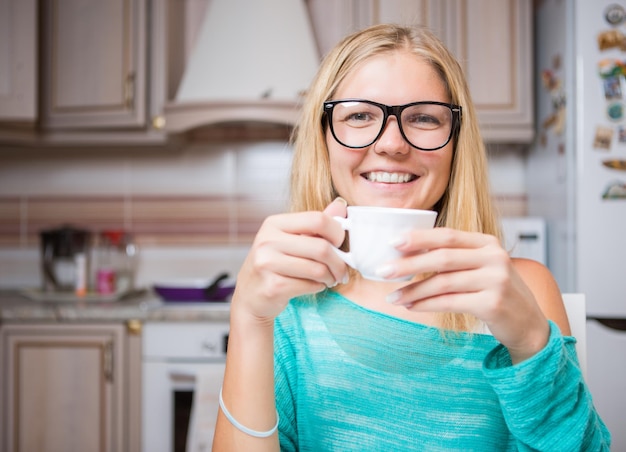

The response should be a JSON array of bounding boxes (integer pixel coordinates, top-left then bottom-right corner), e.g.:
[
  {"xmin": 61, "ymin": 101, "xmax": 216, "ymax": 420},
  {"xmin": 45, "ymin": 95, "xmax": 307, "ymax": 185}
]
[{"xmin": 274, "ymin": 290, "xmax": 610, "ymax": 451}]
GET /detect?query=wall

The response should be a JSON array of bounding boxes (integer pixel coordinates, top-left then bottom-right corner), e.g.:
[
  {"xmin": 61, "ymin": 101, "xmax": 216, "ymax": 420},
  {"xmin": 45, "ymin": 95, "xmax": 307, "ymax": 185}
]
[{"xmin": 0, "ymin": 140, "xmax": 527, "ymax": 290}]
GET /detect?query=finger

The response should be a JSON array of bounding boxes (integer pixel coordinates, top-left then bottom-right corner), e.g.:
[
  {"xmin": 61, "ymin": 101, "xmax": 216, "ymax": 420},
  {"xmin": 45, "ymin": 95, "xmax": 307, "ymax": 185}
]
[
  {"xmin": 402, "ymin": 291, "xmax": 487, "ymax": 316},
  {"xmin": 269, "ymin": 231, "xmax": 347, "ymax": 286},
  {"xmin": 248, "ymin": 242, "xmax": 332, "ymax": 301},
  {"xmin": 271, "ymin": 210, "xmax": 345, "ymax": 248},
  {"xmin": 390, "ymin": 269, "xmax": 489, "ymax": 308},
  {"xmin": 244, "ymin": 265, "xmax": 327, "ymax": 307},
  {"xmin": 323, "ymin": 197, "xmax": 348, "ymax": 218},
  {"xmin": 390, "ymin": 245, "xmax": 508, "ymax": 280},
  {"xmin": 261, "ymin": 249, "xmax": 338, "ymax": 289},
  {"xmin": 322, "ymin": 197, "xmax": 348, "ymax": 247},
  {"xmin": 398, "ymin": 227, "xmax": 499, "ymax": 252}
]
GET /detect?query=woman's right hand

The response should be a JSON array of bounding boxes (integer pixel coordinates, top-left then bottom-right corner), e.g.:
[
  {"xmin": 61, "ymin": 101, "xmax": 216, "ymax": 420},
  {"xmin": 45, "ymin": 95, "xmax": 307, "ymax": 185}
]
[
  {"xmin": 230, "ymin": 198, "xmax": 348, "ymax": 322},
  {"xmin": 214, "ymin": 201, "xmax": 347, "ymax": 452}
]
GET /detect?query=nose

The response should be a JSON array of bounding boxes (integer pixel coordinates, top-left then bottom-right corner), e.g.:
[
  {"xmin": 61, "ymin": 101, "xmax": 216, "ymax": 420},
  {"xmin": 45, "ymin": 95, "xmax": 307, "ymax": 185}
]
[{"xmin": 372, "ymin": 116, "xmax": 411, "ymax": 155}]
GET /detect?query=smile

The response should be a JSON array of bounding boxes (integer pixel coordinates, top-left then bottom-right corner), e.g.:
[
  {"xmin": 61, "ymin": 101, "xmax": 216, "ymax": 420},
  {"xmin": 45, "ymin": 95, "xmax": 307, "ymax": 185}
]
[{"xmin": 364, "ymin": 171, "xmax": 417, "ymax": 183}]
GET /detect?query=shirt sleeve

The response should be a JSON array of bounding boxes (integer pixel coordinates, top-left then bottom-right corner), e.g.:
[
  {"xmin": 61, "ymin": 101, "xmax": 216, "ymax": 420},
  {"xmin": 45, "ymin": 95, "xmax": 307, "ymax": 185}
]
[{"xmin": 483, "ymin": 320, "xmax": 611, "ymax": 451}]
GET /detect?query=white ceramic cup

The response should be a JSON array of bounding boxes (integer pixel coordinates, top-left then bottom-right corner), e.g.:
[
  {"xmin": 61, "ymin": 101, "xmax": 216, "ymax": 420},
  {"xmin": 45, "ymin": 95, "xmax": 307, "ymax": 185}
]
[{"xmin": 333, "ymin": 206, "xmax": 438, "ymax": 281}]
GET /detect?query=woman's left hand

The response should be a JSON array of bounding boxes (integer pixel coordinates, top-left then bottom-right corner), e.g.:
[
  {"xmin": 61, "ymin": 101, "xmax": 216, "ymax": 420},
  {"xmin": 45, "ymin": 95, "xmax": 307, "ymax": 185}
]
[{"xmin": 382, "ymin": 227, "xmax": 557, "ymax": 363}]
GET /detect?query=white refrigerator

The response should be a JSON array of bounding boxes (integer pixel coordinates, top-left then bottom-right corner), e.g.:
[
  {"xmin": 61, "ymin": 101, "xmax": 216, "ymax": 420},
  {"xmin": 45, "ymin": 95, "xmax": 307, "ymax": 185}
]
[{"xmin": 528, "ymin": 0, "xmax": 626, "ymax": 448}]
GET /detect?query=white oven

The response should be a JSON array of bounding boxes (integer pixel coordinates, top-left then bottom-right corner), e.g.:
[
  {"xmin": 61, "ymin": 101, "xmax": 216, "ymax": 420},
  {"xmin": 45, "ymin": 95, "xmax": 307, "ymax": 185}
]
[
  {"xmin": 142, "ymin": 321, "xmax": 229, "ymax": 452},
  {"xmin": 500, "ymin": 217, "xmax": 547, "ymax": 265}
]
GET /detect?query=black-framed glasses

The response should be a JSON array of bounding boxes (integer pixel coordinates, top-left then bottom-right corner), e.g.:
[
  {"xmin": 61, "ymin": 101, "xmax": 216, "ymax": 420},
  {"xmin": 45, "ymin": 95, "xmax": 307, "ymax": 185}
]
[{"xmin": 323, "ymin": 99, "xmax": 462, "ymax": 151}]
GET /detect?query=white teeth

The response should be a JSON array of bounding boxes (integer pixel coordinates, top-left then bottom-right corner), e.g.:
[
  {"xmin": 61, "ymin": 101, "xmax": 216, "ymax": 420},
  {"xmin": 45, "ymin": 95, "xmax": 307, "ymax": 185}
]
[{"xmin": 366, "ymin": 172, "xmax": 413, "ymax": 183}]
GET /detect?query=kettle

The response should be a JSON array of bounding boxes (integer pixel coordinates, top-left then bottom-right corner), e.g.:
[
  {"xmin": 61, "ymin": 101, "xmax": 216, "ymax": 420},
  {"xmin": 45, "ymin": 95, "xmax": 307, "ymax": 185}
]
[{"xmin": 40, "ymin": 226, "xmax": 92, "ymax": 293}]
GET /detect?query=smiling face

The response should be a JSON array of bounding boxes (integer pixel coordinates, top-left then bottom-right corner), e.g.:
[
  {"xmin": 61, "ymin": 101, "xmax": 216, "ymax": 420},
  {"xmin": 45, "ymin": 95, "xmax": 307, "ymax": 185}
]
[{"xmin": 326, "ymin": 50, "xmax": 454, "ymax": 210}]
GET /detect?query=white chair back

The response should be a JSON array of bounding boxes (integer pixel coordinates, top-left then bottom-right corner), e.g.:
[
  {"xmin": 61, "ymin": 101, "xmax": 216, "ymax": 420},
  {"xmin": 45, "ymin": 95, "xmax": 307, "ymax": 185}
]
[{"xmin": 561, "ymin": 293, "xmax": 587, "ymax": 378}]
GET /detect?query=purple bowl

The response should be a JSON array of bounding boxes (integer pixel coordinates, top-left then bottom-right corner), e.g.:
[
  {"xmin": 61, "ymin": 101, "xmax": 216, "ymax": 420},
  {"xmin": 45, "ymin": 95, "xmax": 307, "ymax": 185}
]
[{"xmin": 153, "ymin": 279, "xmax": 235, "ymax": 303}]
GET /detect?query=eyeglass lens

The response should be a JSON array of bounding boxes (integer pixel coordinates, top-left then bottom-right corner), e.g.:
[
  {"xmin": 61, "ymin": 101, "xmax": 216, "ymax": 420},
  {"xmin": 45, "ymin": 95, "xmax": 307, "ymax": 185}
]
[{"xmin": 330, "ymin": 101, "xmax": 455, "ymax": 150}]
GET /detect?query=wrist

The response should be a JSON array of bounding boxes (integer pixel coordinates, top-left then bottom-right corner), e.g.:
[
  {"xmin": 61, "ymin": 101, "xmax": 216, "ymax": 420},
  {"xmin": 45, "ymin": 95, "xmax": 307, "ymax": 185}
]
[
  {"xmin": 508, "ymin": 320, "xmax": 551, "ymax": 364},
  {"xmin": 230, "ymin": 303, "xmax": 276, "ymax": 331}
]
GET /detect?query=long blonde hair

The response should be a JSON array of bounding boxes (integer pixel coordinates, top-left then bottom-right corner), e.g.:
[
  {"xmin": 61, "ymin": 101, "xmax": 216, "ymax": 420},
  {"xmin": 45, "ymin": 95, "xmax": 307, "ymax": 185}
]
[{"xmin": 290, "ymin": 24, "xmax": 501, "ymax": 331}]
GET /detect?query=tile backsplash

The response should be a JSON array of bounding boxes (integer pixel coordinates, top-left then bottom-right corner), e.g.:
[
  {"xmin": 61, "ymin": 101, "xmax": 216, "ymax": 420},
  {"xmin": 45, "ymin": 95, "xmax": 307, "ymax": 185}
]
[
  {"xmin": 0, "ymin": 141, "xmax": 292, "ymax": 245},
  {"xmin": 0, "ymin": 194, "xmax": 281, "ymax": 246},
  {"xmin": 0, "ymin": 140, "xmax": 527, "ymax": 288}
]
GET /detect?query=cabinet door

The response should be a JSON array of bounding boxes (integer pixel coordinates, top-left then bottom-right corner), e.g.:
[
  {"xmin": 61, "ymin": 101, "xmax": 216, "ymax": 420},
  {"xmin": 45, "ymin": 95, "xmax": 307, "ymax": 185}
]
[
  {"xmin": 0, "ymin": 324, "xmax": 125, "ymax": 452},
  {"xmin": 0, "ymin": 0, "xmax": 37, "ymax": 122},
  {"xmin": 308, "ymin": 0, "xmax": 442, "ymax": 59},
  {"xmin": 40, "ymin": 0, "xmax": 147, "ymax": 130},
  {"xmin": 445, "ymin": 0, "xmax": 533, "ymax": 142},
  {"xmin": 307, "ymin": 0, "xmax": 533, "ymax": 143}
]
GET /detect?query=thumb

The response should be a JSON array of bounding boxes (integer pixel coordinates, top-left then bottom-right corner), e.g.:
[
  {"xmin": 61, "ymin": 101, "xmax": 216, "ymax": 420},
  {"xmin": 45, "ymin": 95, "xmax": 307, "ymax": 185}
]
[{"xmin": 323, "ymin": 197, "xmax": 348, "ymax": 218}]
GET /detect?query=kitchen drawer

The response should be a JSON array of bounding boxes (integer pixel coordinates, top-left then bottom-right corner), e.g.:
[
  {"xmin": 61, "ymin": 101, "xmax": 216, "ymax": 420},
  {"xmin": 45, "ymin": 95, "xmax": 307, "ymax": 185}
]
[{"xmin": 143, "ymin": 322, "xmax": 229, "ymax": 360}]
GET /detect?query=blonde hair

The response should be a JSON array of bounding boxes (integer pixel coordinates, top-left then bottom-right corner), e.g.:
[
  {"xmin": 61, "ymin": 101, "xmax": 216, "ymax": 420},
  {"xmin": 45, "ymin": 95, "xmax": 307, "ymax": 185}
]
[{"xmin": 290, "ymin": 24, "xmax": 501, "ymax": 331}]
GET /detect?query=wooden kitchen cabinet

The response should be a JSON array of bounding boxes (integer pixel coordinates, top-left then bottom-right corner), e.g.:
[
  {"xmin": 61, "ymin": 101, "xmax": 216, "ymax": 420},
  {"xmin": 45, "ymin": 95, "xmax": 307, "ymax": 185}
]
[
  {"xmin": 307, "ymin": 0, "xmax": 446, "ymax": 59},
  {"xmin": 306, "ymin": 0, "xmax": 533, "ymax": 142},
  {"xmin": 444, "ymin": 0, "xmax": 533, "ymax": 142},
  {"xmin": 40, "ymin": 0, "xmax": 147, "ymax": 130},
  {"xmin": 0, "ymin": 0, "xmax": 170, "ymax": 146},
  {"xmin": 0, "ymin": 322, "xmax": 142, "ymax": 452},
  {"xmin": 0, "ymin": 0, "xmax": 38, "ymax": 123}
]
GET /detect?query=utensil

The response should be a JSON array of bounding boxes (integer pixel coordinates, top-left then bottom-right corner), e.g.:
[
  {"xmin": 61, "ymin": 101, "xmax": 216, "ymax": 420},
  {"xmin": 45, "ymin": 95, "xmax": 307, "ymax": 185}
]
[
  {"xmin": 153, "ymin": 273, "xmax": 235, "ymax": 302},
  {"xmin": 204, "ymin": 272, "xmax": 229, "ymax": 299}
]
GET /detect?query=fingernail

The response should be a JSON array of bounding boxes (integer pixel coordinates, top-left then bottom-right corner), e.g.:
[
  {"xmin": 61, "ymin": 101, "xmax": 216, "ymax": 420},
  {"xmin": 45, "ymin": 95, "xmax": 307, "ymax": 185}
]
[
  {"xmin": 389, "ymin": 235, "xmax": 407, "ymax": 247},
  {"xmin": 334, "ymin": 197, "xmax": 348, "ymax": 206},
  {"xmin": 385, "ymin": 291, "xmax": 401, "ymax": 304},
  {"xmin": 375, "ymin": 264, "xmax": 395, "ymax": 279},
  {"xmin": 341, "ymin": 272, "xmax": 349, "ymax": 284}
]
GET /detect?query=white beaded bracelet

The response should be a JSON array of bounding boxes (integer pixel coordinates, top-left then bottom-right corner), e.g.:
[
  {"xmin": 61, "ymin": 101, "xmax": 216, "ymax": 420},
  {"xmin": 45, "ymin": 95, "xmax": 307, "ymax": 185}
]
[{"xmin": 218, "ymin": 388, "xmax": 279, "ymax": 438}]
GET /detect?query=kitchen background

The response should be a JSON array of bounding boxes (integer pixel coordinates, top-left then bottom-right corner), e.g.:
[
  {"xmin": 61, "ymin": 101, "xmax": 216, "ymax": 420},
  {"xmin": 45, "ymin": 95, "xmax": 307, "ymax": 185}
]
[
  {"xmin": 2, "ymin": 0, "xmax": 624, "ymax": 451},
  {"xmin": 0, "ymin": 0, "xmax": 529, "ymax": 290}
]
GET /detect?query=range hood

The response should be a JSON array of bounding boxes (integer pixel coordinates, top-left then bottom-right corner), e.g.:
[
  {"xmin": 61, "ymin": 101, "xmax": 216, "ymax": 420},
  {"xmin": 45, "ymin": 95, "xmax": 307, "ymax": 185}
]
[{"xmin": 162, "ymin": 0, "xmax": 320, "ymax": 133}]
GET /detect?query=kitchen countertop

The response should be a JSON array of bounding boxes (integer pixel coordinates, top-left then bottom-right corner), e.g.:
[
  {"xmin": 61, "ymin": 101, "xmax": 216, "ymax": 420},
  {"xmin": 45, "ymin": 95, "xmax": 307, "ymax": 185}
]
[{"xmin": 0, "ymin": 289, "xmax": 231, "ymax": 323}]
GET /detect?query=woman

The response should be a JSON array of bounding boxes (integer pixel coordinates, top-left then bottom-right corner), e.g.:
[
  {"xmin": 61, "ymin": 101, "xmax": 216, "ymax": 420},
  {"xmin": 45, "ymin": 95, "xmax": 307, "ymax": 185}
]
[{"xmin": 213, "ymin": 24, "xmax": 610, "ymax": 451}]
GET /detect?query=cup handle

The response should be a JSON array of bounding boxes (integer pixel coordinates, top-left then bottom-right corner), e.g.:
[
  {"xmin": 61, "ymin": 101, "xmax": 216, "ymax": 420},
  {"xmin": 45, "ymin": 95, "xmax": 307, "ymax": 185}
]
[{"xmin": 332, "ymin": 216, "xmax": 356, "ymax": 269}]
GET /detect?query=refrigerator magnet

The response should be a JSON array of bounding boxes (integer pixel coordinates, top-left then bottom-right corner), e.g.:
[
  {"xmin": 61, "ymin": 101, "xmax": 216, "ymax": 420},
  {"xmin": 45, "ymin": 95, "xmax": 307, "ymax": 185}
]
[
  {"xmin": 598, "ymin": 59, "xmax": 626, "ymax": 79},
  {"xmin": 604, "ymin": 4, "xmax": 626, "ymax": 26},
  {"xmin": 619, "ymin": 126, "xmax": 626, "ymax": 143},
  {"xmin": 593, "ymin": 126, "xmax": 614, "ymax": 150},
  {"xmin": 542, "ymin": 113, "xmax": 557, "ymax": 129},
  {"xmin": 603, "ymin": 75, "xmax": 623, "ymax": 100},
  {"xmin": 553, "ymin": 108, "xmax": 566, "ymax": 135},
  {"xmin": 607, "ymin": 101, "xmax": 625, "ymax": 121},
  {"xmin": 602, "ymin": 159, "xmax": 626, "ymax": 170},
  {"xmin": 602, "ymin": 181, "xmax": 626, "ymax": 199},
  {"xmin": 541, "ymin": 69, "xmax": 559, "ymax": 91},
  {"xmin": 597, "ymin": 29, "xmax": 626, "ymax": 51}
]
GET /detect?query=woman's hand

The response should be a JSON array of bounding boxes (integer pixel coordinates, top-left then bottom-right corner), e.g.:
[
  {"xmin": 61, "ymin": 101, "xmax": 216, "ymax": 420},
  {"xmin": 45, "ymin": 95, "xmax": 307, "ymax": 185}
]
[
  {"xmin": 230, "ymin": 198, "xmax": 348, "ymax": 323},
  {"xmin": 216, "ymin": 201, "xmax": 347, "ymax": 452},
  {"xmin": 381, "ymin": 227, "xmax": 563, "ymax": 363}
]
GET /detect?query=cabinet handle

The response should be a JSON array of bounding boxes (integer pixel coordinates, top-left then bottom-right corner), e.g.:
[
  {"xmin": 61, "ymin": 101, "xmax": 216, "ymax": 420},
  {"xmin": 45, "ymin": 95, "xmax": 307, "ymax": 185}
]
[
  {"xmin": 104, "ymin": 341, "xmax": 114, "ymax": 383},
  {"xmin": 125, "ymin": 72, "xmax": 136, "ymax": 108},
  {"xmin": 126, "ymin": 319, "xmax": 142, "ymax": 335},
  {"xmin": 152, "ymin": 115, "xmax": 166, "ymax": 129},
  {"xmin": 169, "ymin": 370, "xmax": 196, "ymax": 383}
]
